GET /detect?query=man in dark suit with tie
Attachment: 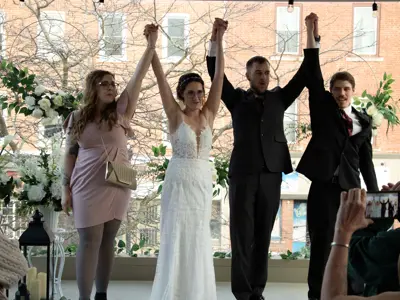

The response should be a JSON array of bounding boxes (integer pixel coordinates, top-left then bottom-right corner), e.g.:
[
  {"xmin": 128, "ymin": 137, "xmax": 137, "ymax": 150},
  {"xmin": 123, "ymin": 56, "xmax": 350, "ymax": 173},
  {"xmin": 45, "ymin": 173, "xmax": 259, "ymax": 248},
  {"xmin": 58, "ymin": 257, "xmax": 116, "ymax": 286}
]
[
  {"xmin": 207, "ymin": 16, "xmax": 320, "ymax": 300},
  {"xmin": 296, "ymin": 13, "xmax": 379, "ymax": 300},
  {"xmin": 380, "ymin": 198, "xmax": 389, "ymax": 218}
]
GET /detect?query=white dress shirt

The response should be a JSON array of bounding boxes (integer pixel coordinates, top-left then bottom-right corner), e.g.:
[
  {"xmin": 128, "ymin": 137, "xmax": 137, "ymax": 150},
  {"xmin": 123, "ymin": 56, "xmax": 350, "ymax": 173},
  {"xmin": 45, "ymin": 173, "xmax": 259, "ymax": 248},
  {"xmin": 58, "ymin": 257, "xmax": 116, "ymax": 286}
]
[{"xmin": 342, "ymin": 105, "xmax": 362, "ymax": 136}]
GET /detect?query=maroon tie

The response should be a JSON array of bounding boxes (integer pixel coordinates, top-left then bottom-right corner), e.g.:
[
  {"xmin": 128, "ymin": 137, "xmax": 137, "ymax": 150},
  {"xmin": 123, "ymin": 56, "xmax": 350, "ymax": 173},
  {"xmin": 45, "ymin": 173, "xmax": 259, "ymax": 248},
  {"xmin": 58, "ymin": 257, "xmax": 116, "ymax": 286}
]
[{"xmin": 340, "ymin": 110, "xmax": 353, "ymax": 136}]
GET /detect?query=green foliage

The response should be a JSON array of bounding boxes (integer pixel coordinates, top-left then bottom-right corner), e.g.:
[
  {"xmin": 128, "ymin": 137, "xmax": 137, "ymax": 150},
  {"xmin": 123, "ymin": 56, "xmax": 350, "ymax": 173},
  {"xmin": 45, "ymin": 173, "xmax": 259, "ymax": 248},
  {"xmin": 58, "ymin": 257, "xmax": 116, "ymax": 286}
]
[
  {"xmin": 147, "ymin": 144, "xmax": 230, "ymax": 197},
  {"xmin": 113, "ymin": 235, "xmax": 149, "ymax": 257},
  {"xmin": 212, "ymin": 157, "xmax": 229, "ymax": 197},
  {"xmin": 147, "ymin": 145, "xmax": 169, "ymax": 194},
  {"xmin": 0, "ymin": 177, "xmax": 16, "ymax": 207},
  {"xmin": 280, "ymin": 250, "xmax": 302, "ymax": 260},
  {"xmin": 65, "ymin": 243, "xmax": 78, "ymax": 256},
  {"xmin": 300, "ymin": 245, "xmax": 310, "ymax": 259},
  {"xmin": 213, "ymin": 251, "xmax": 227, "ymax": 258},
  {"xmin": 353, "ymin": 72, "xmax": 400, "ymax": 134},
  {"xmin": 0, "ymin": 58, "xmax": 81, "ymax": 120}
]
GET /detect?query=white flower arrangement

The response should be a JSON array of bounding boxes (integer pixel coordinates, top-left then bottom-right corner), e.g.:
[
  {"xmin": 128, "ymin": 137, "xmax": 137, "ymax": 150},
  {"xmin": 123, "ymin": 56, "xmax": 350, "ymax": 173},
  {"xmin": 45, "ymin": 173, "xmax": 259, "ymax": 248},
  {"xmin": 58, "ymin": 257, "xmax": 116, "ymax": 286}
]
[
  {"xmin": 353, "ymin": 73, "xmax": 400, "ymax": 136},
  {"xmin": 0, "ymin": 60, "xmax": 81, "ymax": 125},
  {"xmin": 362, "ymin": 100, "xmax": 384, "ymax": 136},
  {"xmin": 12, "ymin": 134, "xmax": 64, "ymax": 214},
  {"xmin": 22, "ymin": 87, "xmax": 65, "ymax": 125}
]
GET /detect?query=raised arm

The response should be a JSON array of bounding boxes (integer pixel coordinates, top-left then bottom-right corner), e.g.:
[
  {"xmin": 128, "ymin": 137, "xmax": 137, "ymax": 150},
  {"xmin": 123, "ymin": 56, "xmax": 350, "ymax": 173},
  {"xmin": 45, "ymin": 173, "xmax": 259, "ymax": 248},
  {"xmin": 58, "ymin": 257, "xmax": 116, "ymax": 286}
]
[
  {"xmin": 281, "ymin": 13, "xmax": 321, "ymax": 110},
  {"xmin": 206, "ymin": 18, "xmax": 238, "ymax": 112},
  {"xmin": 148, "ymin": 26, "xmax": 181, "ymax": 130},
  {"xmin": 203, "ymin": 20, "xmax": 227, "ymax": 125},
  {"xmin": 305, "ymin": 14, "xmax": 325, "ymax": 94},
  {"xmin": 117, "ymin": 25, "xmax": 157, "ymax": 119}
]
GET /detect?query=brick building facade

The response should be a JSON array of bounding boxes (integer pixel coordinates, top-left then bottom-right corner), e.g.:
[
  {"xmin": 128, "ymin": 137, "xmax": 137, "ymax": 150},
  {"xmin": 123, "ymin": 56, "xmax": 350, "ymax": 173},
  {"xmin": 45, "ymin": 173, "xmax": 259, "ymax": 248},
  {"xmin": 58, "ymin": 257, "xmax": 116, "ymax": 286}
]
[{"xmin": 1, "ymin": 0, "xmax": 400, "ymax": 253}]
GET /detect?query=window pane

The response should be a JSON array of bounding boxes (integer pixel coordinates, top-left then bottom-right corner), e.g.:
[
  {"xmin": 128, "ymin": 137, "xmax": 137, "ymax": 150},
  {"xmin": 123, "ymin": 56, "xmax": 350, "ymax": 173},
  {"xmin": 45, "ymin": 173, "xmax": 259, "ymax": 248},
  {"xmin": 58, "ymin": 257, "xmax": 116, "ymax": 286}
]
[
  {"xmin": 284, "ymin": 121, "xmax": 296, "ymax": 142},
  {"xmin": 292, "ymin": 200, "xmax": 308, "ymax": 252},
  {"xmin": 210, "ymin": 201, "xmax": 221, "ymax": 240},
  {"xmin": 139, "ymin": 228, "xmax": 158, "ymax": 246},
  {"xmin": 276, "ymin": 7, "xmax": 300, "ymax": 53},
  {"xmin": 284, "ymin": 101, "xmax": 297, "ymax": 142},
  {"xmin": 276, "ymin": 7, "xmax": 300, "ymax": 31},
  {"xmin": 105, "ymin": 16, "xmax": 123, "ymax": 37},
  {"xmin": 353, "ymin": 7, "xmax": 377, "ymax": 54},
  {"xmin": 38, "ymin": 12, "xmax": 65, "ymax": 53},
  {"xmin": 271, "ymin": 203, "xmax": 281, "ymax": 240},
  {"xmin": 104, "ymin": 15, "xmax": 123, "ymax": 56},
  {"xmin": 284, "ymin": 101, "xmax": 297, "ymax": 122},
  {"xmin": 105, "ymin": 36, "xmax": 123, "ymax": 56},
  {"xmin": 167, "ymin": 37, "xmax": 185, "ymax": 57},
  {"xmin": 0, "ymin": 13, "xmax": 4, "ymax": 54},
  {"xmin": 277, "ymin": 31, "xmax": 299, "ymax": 53},
  {"xmin": 168, "ymin": 18, "xmax": 185, "ymax": 37}
]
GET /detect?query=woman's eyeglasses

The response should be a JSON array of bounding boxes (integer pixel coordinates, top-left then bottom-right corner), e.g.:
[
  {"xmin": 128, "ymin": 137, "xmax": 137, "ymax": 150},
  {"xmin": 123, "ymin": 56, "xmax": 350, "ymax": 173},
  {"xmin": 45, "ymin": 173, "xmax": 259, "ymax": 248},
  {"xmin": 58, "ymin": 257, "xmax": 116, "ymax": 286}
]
[{"xmin": 98, "ymin": 81, "xmax": 119, "ymax": 89}]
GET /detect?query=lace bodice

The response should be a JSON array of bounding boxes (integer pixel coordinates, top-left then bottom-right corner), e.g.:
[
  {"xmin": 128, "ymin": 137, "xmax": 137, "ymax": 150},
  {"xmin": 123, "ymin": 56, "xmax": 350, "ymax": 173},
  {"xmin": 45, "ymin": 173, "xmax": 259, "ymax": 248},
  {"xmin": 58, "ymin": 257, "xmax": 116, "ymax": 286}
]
[{"xmin": 170, "ymin": 122, "xmax": 212, "ymax": 160}]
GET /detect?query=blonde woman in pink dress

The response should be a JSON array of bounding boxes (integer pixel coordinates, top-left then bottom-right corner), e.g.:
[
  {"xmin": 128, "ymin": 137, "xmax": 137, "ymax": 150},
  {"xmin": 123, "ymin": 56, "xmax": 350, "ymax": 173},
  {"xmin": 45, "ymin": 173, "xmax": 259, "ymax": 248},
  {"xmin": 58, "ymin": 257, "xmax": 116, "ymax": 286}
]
[{"xmin": 61, "ymin": 26, "xmax": 157, "ymax": 300}]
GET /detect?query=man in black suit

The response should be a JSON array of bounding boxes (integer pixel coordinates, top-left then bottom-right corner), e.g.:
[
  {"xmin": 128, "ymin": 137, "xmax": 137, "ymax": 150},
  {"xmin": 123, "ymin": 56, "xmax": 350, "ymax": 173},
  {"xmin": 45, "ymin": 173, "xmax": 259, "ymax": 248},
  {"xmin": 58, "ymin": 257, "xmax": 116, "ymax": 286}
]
[
  {"xmin": 380, "ymin": 199, "xmax": 389, "ymax": 218},
  {"xmin": 296, "ymin": 13, "xmax": 379, "ymax": 300},
  {"xmin": 207, "ymin": 16, "xmax": 320, "ymax": 300}
]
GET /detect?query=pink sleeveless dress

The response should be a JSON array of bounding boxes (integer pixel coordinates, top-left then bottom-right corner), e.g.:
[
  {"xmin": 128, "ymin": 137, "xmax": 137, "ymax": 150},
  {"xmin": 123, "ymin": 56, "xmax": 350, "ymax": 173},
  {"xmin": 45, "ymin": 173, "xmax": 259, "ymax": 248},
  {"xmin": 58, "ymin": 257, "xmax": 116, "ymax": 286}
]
[{"xmin": 64, "ymin": 110, "xmax": 131, "ymax": 229}]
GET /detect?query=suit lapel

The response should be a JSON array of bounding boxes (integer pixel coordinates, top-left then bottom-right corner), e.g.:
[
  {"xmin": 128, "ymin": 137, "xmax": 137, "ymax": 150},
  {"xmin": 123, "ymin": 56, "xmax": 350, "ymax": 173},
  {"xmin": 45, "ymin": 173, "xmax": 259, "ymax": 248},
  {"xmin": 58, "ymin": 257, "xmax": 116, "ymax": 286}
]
[
  {"xmin": 351, "ymin": 107, "xmax": 372, "ymax": 139},
  {"xmin": 352, "ymin": 107, "xmax": 370, "ymax": 127},
  {"xmin": 334, "ymin": 106, "xmax": 371, "ymax": 138}
]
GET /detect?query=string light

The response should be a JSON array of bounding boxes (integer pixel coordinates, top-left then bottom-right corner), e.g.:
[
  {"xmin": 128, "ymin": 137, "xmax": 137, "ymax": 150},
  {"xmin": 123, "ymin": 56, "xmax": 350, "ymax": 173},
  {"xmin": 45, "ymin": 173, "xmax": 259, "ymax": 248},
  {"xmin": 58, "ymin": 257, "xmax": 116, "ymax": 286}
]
[
  {"xmin": 372, "ymin": 1, "xmax": 378, "ymax": 18},
  {"xmin": 287, "ymin": 0, "xmax": 294, "ymax": 13}
]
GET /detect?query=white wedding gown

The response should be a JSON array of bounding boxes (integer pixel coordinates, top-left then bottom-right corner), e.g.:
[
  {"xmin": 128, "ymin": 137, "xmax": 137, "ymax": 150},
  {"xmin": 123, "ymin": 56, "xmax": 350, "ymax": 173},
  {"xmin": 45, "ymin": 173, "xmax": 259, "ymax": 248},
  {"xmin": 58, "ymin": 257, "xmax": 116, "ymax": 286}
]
[{"xmin": 149, "ymin": 121, "xmax": 217, "ymax": 300}]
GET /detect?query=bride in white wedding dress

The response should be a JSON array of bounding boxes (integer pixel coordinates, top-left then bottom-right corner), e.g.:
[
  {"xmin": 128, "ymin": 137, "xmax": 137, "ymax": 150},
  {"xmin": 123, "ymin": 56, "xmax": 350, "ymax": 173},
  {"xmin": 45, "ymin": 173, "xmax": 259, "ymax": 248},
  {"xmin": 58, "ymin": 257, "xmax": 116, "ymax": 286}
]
[{"xmin": 145, "ymin": 20, "xmax": 227, "ymax": 300}]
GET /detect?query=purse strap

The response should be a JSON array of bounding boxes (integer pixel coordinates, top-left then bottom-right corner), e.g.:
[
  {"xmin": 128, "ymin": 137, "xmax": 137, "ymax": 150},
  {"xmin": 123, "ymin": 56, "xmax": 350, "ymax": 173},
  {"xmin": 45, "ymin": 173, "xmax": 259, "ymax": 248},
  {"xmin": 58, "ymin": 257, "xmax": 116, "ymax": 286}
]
[{"xmin": 101, "ymin": 136, "xmax": 112, "ymax": 162}]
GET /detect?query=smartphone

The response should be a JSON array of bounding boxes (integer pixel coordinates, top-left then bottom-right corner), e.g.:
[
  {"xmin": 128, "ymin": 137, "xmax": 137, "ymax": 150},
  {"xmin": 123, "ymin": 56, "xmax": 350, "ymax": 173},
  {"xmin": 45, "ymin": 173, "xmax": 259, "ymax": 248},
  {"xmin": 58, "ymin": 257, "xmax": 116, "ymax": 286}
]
[{"xmin": 366, "ymin": 191, "xmax": 399, "ymax": 219}]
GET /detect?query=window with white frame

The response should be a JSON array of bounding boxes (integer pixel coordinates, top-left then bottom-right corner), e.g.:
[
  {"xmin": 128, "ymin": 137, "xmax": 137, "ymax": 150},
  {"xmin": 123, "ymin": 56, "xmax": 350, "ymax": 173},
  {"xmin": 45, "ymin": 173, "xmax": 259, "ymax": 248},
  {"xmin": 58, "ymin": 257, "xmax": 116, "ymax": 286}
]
[
  {"xmin": 161, "ymin": 110, "xmax": 171, "ymax": 145},
  {"xmin": 353, "ymin": 6, "xmax": 378, "ymax": 55},
  {"xmin": 284, "ymin": 100, "xmax": 298, "ymax": 143},
  {"xmin": 0, "ymin": 12, "xmax": 5, "ymax": 58},
  {"xmin": 210, "ymin": 200, "xmax": 221, "ymax": 240},
  {"xmin": 271, "ymin": 201, "xmax": 282, "ymax": 240},
  {"xmin": 276, "ymin": 6, "xmax": 301, "ymax": 54},
  {"xmin": 99, "ymin": 13, "xmax": 126, "ymax": 60},
  {"xmin": 0, "ymin": 200, "xmax": 26, "ymax": 239},
  {"xmin": 37, "ymin": 11, "xmax": 65, "ymax": 60},
  {"xmin": 139, "ymin": 228, "xmax": 158, "ymax": 246},
  {"xmin": 143, "ymin": 204, "xmax": 159, "ymax": 224},
  {"xmin": 162, "ymin": 14, "xmax": 189, "ymax": 61}
]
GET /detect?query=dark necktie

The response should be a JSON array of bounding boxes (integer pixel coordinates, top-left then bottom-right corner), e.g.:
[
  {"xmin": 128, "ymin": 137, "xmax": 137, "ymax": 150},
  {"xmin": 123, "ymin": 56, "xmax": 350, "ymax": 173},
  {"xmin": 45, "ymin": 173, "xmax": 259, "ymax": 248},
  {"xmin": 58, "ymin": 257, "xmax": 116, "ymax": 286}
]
[{"xmin": 340, "ymin": 109, "xmax": 353, "ymax": 136}]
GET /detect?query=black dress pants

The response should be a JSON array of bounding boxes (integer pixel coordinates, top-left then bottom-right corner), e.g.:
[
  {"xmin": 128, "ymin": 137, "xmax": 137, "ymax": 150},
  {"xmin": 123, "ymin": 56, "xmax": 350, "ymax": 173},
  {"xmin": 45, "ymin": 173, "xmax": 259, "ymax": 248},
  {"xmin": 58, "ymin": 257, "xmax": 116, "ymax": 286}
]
[{"xmin": 229, "ymin": 170, "xmax": 282, "ymax": 300}]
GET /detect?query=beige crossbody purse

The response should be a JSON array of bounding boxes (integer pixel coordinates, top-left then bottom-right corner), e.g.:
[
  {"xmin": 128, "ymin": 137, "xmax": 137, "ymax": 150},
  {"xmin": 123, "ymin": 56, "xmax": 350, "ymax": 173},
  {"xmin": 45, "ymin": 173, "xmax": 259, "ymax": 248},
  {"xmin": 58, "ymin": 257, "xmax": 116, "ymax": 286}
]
[{"xmin": 101, "ymin": 137, "xmax": 137, "ymax": 190}]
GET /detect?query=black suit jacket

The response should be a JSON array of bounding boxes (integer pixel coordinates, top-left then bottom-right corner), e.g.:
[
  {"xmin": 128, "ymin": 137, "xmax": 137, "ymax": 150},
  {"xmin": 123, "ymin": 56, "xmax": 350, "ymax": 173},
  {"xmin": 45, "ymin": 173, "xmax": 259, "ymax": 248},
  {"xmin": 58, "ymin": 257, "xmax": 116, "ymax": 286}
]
[
  {"xmin": 207, "ymin": 48, "xmax": 320, "ymax": 175},
  {"xmin": 296, "ymin": 52, "xmax": 378, "ymax": 191}
]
